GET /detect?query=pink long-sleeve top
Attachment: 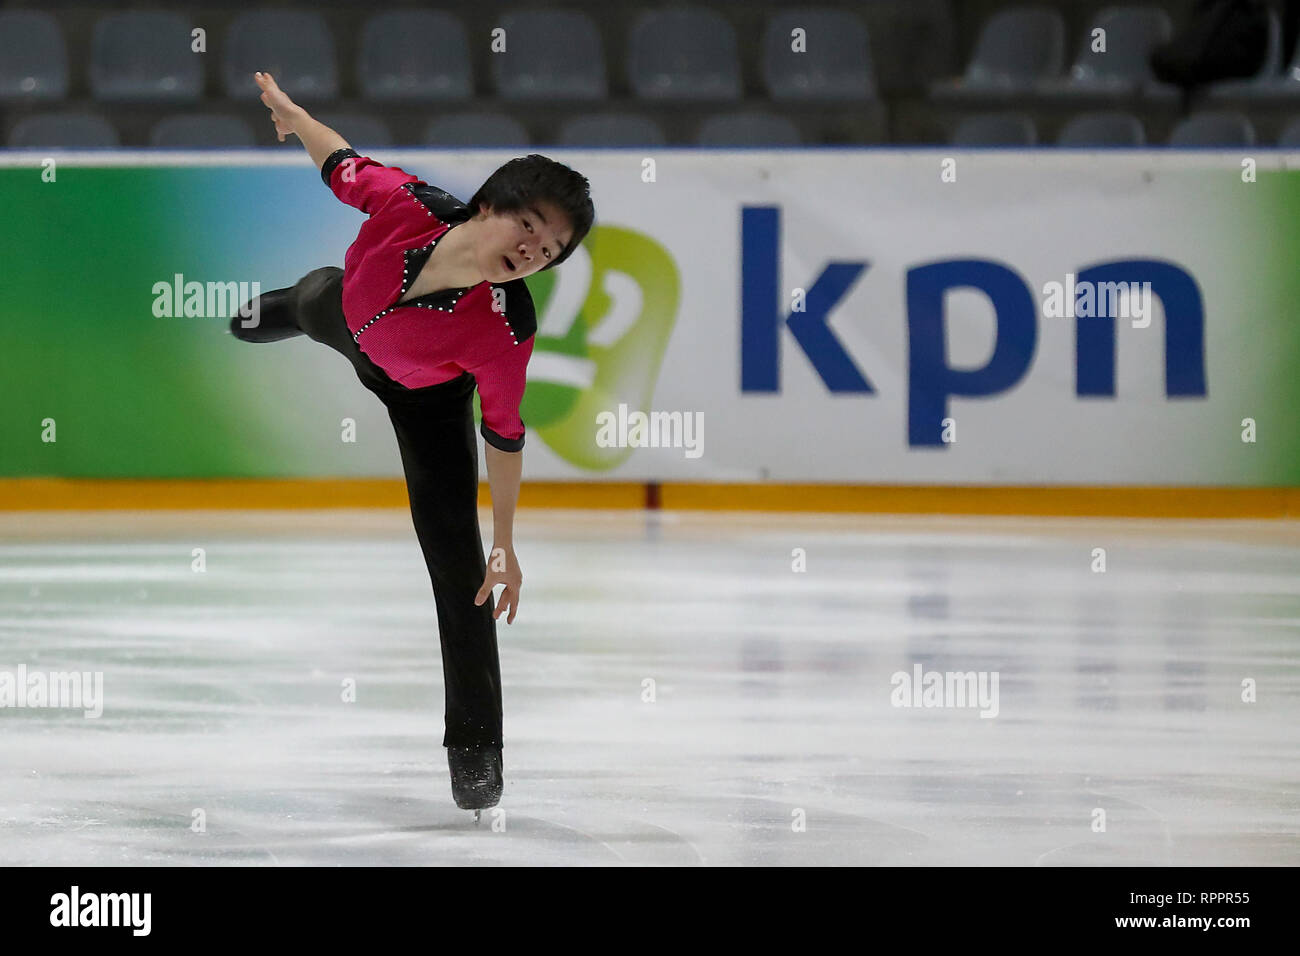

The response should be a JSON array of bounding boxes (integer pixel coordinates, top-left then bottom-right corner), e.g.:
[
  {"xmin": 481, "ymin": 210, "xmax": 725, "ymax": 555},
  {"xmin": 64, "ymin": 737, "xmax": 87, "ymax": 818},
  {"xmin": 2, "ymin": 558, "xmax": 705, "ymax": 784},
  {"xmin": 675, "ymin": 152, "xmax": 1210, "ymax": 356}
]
[{"xmin": 321, "ymin": 148, "xmax": 536, "ymax": 452}]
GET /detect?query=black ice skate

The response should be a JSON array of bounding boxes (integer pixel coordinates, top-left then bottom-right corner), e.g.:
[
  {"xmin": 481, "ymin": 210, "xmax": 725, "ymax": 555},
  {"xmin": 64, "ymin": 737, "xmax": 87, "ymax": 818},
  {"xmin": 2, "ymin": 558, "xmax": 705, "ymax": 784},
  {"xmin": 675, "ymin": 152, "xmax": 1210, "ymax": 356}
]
[
  {"xmin": 229, "ymin": 288, "xmax": 303, "ymax": 343},
  {"xmin": 447, "ymin": 745, "xmax": 503, "ymax": 821}
]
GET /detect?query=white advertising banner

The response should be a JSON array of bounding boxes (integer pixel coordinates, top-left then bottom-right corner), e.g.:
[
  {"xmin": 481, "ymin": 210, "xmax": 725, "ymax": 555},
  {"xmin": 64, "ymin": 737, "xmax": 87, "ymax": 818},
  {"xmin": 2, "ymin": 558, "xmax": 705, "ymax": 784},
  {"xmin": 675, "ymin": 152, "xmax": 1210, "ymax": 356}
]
[{"xmin": 509, "ymin": 149, "xmax": 1298, "ymax": 486}]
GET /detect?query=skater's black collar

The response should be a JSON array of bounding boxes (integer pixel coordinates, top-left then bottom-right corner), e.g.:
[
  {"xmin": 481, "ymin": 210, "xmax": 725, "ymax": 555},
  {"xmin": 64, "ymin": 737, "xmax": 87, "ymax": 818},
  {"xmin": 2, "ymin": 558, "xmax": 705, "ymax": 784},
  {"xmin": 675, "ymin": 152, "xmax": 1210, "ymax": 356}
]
[{"xmin": 394, "ymin": 184, "xmax": 537, "ymax": 343}]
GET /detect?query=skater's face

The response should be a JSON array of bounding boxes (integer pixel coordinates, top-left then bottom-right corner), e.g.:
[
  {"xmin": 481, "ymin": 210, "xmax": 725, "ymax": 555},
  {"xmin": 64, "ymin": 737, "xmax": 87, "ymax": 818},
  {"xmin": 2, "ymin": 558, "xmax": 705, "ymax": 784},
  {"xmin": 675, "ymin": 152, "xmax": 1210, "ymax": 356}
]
[{"xmin": 476, "ymin": 199, "xmax": 574, "ymax": 283}]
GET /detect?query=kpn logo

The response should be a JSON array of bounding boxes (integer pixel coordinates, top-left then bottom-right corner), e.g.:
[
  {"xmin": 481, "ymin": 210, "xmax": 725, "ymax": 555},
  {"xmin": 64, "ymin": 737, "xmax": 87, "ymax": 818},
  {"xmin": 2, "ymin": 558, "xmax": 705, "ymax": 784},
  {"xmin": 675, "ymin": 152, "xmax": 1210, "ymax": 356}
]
[{"xmin": 494, "ymin": 224, "xmax": 680, "ymax": 470}]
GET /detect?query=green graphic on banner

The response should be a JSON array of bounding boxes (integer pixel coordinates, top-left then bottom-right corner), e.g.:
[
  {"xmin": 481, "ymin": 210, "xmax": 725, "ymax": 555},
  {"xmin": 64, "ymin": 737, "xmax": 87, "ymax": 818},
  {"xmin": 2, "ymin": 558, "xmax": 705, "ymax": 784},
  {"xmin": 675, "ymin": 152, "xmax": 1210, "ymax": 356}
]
[
  {"xmin": 523, "ymin": 226, "xmax": 680, "ymax": 470},
  {"xmin": 1254, "ymin": 171, "xmax": 1300, "ymax": 483},
  {"xmin": 0, "ymin": 166, "xmax": 273, "ymax": 477}
]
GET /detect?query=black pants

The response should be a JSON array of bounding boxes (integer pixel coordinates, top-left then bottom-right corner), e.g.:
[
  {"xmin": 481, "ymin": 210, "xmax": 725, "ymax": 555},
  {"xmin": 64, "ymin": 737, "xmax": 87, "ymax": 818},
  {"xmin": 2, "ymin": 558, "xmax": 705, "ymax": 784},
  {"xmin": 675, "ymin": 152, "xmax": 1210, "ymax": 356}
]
[{"xmin": 232, "ymin": 267, "xmax": 503, "ymax": 750}]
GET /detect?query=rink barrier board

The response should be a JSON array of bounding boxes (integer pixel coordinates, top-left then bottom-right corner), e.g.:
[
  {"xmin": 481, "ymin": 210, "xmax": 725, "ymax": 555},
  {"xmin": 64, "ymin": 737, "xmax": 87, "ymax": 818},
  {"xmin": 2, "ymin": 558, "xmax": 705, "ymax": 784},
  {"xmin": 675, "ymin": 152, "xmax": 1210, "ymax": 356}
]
[
  {"xmin": 0, "ymin": 479, "xmax": 1297, "ymax": 518},
  {"xmin": 3, "ymin": 152, "xmax": 1300, "ymax": 486}
]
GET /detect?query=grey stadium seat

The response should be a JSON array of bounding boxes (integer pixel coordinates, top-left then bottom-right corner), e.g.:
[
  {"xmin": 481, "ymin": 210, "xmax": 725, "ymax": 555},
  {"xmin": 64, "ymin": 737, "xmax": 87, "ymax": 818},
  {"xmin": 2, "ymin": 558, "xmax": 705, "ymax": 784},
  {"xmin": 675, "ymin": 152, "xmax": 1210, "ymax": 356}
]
[
  {"xmin": 9, "ymin": 113, "xmax": 120, "ymax": 148},
  {"xmin": 950, "ymin": 112, "xmax": 1038, "ymax": 145},
  {"xmin": 90, "ymin": 11, "xmax": 203, "ymax": 103},
  {"xmin": 557, "ymin": 113, "xmax": 667, "ymax": 147},
  {"xmin": 0, "ymin": 11, "xmax": 69, "ymax": 102},
  {"xmin": 696, "ymin": 111, "xmax": 802, "ymax": 146},
  {"xmin": 222, "ymin": 11, "xmax": 337, "ymax": 100},
  {"xmin": 931, "ymin": 6, "xmax": 1065, "ymax": 99},
  {"xmin": 1278, "ymin": 117, "xmax": 1300, "ymax": 147},
  {"xmin": 868, "ymin": 0, "xmax": 958, "ymax": 95},
  {"xmin": 1168, "ymin": 111, "xmax": 1256, "ymax": 146},
  {"xmin": 1209, "ymin": 9, "xmax": 1300, "ymax": 101},
  {"xmin": 1057, "ymin": 111, "xmax": 1146, "ymax": 146},
  {"xmin": 151, "ymin": 115, "xmax": 256, "ymax": 147},
  {"xmin": 490, "ymin": 10, "xmax": 607, "ymax": 100},
  {"xmin": 359, "ymin": 11, "xmax": 473, "ymax": 102},
  {"xmin": 762, "ymin": 8, "xmax": 876, "ymax": 101},
  {"xmin": 628, "ymin": 8, "xmax": 742, "ymax": 100},
  {"xmin": 1039, "ymin": 6, "xmax": 1177, "ymax": 101},
  {"xmin": 423, "ymin": 114, "xmax": 530, "ymax": 147},
  {"xmin": 308, "ymin": 113, "xmax": 392, "ymax": 149}
]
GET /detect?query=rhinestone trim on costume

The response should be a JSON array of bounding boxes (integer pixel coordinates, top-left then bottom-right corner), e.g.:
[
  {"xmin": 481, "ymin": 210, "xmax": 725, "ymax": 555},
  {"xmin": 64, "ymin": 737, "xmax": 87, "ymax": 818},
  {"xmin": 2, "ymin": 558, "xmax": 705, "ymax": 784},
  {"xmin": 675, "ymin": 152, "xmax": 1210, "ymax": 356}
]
[
  {"xmin": 353, "ymin": 221, "xmax": 466, "ymax": 342},
  {"xmin": 352, "ymin": 184, "xmax": 520, "ymax": 346}
]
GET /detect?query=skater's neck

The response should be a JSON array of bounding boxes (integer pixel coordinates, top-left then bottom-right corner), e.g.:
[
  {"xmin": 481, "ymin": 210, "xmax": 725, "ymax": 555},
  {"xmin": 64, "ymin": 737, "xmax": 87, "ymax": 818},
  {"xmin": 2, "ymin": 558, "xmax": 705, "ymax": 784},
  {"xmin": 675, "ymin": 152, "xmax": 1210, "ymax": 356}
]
[{"xmin": 430, "ymin": 220, "xmax": 487, "ymax": 289}]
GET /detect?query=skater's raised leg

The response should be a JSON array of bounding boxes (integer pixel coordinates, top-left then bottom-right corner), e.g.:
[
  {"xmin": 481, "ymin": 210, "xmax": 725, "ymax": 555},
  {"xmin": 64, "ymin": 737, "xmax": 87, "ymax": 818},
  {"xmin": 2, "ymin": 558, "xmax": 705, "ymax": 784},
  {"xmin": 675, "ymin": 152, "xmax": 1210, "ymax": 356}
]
[
  {"xmin": 229, "ymin": 266, "xmax": 363, "ymax": 348},
  {"xmin": 228, "ymin": 287, "xmax": 303, "ymax": 343}
]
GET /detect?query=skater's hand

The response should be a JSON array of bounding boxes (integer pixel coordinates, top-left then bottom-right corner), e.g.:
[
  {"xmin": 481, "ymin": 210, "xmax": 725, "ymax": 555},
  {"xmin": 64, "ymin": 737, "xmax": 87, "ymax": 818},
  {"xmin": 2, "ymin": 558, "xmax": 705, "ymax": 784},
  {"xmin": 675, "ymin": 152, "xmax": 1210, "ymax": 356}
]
[
  {"xmin": 476, "ymin": 545, "xmax": 521, "ymax": 625},
  {"xmin": 254, "ymin": 71, "xmax": 302, "ymax": 142}
]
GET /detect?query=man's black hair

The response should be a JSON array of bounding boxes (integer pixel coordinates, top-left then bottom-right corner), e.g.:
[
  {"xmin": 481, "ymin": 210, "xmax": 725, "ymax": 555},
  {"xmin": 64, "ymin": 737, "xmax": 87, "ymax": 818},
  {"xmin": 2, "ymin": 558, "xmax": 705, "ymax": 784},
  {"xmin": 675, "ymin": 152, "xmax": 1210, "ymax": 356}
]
[{"xmin": 468, "ymin": 154, "xmax": 595, "ymax": 271}]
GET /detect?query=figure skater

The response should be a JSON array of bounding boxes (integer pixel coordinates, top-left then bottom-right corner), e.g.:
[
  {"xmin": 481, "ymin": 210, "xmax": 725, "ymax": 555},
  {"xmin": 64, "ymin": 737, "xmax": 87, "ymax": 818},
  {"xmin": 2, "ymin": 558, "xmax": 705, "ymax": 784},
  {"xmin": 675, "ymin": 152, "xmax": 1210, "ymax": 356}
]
[{"xmin": 230, "ymin": 71, "xmax": 594, "ymax": 817}]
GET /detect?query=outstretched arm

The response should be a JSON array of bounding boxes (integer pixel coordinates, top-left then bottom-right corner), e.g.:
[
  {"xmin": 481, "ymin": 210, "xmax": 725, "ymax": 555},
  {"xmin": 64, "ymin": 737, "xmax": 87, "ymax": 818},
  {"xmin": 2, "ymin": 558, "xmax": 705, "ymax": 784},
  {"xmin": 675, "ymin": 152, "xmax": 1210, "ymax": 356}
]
[
  {"xmin": 255, "ymin": 70, "xmax": 418, "ymax": 213},
  {"xmin": 475, "ymin": 444, "xmax": 523, "ymax": 624},
  {"xmin": 254, "ymin": 71, "xmax": 348, "ymax": 171}
]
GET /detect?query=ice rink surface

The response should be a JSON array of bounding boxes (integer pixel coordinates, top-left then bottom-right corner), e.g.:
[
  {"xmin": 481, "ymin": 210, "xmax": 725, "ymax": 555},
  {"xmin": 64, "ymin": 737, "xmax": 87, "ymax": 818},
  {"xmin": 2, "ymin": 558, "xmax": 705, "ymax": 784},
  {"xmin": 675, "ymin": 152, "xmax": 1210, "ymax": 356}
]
[{"xmin": 0, "ymin": 508, "xmax": 1296, "ymax": 866}]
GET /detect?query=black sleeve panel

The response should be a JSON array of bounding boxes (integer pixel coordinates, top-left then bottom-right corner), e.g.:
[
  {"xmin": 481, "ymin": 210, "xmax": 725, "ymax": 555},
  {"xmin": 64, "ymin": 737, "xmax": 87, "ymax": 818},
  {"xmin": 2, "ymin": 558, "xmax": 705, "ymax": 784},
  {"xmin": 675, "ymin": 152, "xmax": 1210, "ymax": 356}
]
[
  {"xmin": 481, "ymin": 420, "xmax": 525, "ymax": 453},
  {"xmin": 321, "ymin": 147, "xmax": 362, "ymax": 186}
]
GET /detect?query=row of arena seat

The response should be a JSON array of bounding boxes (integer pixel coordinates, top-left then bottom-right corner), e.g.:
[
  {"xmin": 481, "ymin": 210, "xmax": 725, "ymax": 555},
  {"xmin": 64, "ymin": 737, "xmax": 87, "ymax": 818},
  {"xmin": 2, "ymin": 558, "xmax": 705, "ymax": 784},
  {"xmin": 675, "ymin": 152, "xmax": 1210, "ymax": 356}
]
[
  {"xmin": 7, "ymin": 109, "xmax": 806, "ymax": 148},
  {"xmin": 12, "ymin": 7, "xmax": 875, "ymax": 104},
  {"xmin": 958, "ymin": 108, "xmax": 1300, "ymax": 145},
  {"xmin": 9, "ymin": 107, "xmax": 1299, "ymax": 149},
  {"xmin": 3, "ymin": 5, "xmax": 1298, "ymax": 107}
]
